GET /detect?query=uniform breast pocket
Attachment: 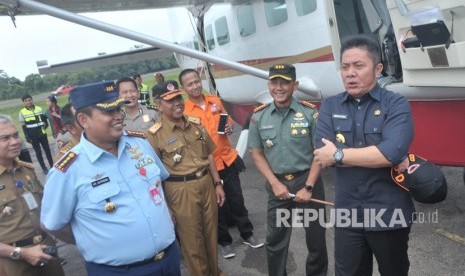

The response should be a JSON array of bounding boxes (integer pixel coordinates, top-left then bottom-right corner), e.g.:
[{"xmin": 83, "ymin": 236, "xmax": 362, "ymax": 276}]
[
  {"xmin": 289, "ymin": 126, "xmax": 310, "ymax": 138},
  {"xmin": 144, "ymin": 162, "xmax": 162, "ymax": 185},
  {"xmin": 88, "ymin": 181, "xmax": 124, "ymax": 213},
  {"xmin": 259, "ymin": 128, "xmax": 277, "ymax": 149},
  {"xmin": 332, "ymin": 119, "xmax": 353, "ymax": 146},
  {"xmin": 165, "ymin": 142, "xmax": 185, "ymax": 168},
  {"xmin": 0, "ymin": 192, "xmax": 19, "ymax": 221},
  {"xmin": 364, "ymin": 122, "xmax": 383, "ymax": 145}
]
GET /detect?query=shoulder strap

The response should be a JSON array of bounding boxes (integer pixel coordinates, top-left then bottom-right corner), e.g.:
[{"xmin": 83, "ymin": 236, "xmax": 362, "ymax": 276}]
[
  {"xmin": 54, "ymin": 151, "xmax": 78, "ymax": 172},
  {"xmin": 126, "ymin": 130, "xmax": 147, "ymax": 138},
  {"xmin": 148, "ymin": 122, "xmax": 162, "ymax": 134},
  {"xmin": 254, "ymin": 103, "xmax": 269, "ymax": 113}
]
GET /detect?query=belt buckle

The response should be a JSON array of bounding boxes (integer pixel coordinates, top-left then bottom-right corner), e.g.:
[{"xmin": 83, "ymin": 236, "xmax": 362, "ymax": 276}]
[
  {"xmin": 284, "ymin": 174, "xmax": 294, "ymax": 181},
  {"xmin": 195, "ymin": 171, "xmax": 203, "ymax": 178},
  {"xmin": 154, "ymin": 251, "xmax": 165, "ymax": 261},
  {"xmin": 33, "ymin": 235, "xmax": 43, "ymax": 244}
]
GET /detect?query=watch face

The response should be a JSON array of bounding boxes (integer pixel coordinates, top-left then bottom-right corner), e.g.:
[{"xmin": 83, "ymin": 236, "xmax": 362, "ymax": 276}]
[
  {"xmin": 334, "ymin": 149, "xmax": 344, "ymax": 164},
  {"xmin": 10, "ymin": 248, "xmax": 21, "ymax": 260}
]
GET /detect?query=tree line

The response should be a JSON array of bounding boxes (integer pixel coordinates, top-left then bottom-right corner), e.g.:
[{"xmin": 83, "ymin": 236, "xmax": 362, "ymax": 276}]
[{"xmin": 0, "ymin": 56, "xmax": 178, "ymax": 101}]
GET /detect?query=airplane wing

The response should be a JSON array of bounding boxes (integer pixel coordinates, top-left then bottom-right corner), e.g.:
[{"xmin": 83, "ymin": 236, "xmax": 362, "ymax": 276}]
[{"xmin": 37, "ymin": 46, "xmax": 173, "ymax": 74}]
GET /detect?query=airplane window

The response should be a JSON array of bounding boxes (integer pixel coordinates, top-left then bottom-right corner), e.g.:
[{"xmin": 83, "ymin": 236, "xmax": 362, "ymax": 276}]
[
  {"xmin": 237, "ymin": 2, "xmax": 256, "ymax": 37},
  {"xmin": 295, "ymin": 0, "xmax": 317, "ymax": 16},
  {"xmin": 264, "ymin": 0, "xmax": 288, "ymax": 27},
  {"xmin": 205, "ymin": 25, "xmax": 216, "ymax": 50},
  {"xmin": 215, "ymin": 17, "xmax": 230, "ymax": 46}
]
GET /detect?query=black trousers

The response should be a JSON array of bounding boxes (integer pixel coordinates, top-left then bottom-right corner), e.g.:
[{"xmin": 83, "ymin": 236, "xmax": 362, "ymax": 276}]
[
  {"xmin": 31, "ymin": 135, "xmax": 54, "ymax": 170},
  {"xmin": 218, "ymin": 156, "xmax": 254, "ymax": 245},
  {"xmin": 335, "ymin": 227, "xmax": 411, "ymax": 276}
]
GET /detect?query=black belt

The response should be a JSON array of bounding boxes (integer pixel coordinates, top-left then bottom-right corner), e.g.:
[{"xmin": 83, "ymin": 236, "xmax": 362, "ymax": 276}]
[
  {"xmin": 166, "ymin": 169, "xmax": 208, "ymax": 182},
  {"xmin": 94, "ymin": 242, "xmax": 175, "ymax": 269},
  {"xmin": 274, "ymin": 169, "xmax": 309, "ymax": 181},
  {"xmin": 10, "ymin": 232, "xmax": 46, "ymax": 247}
]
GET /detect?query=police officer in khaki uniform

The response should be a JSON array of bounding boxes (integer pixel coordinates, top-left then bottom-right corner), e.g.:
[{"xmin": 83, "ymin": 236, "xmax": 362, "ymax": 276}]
[
  {"xmin": 147, "ymin": 80, "xmax": 226, "ymax": 276},
  {"xmin": 53, "ymin": 103, "xmax": 82, "ymax": 161},
  {"xmin": 248, "ymin": 64, "xmax": 328, "ymax": 276},
  {"xmin": 117, "ymin": 77, "xmax": 158, "ymax": 133},
  {"xmin": 0, "ymin": 114, "xmax": 64, "ymax": 276}
]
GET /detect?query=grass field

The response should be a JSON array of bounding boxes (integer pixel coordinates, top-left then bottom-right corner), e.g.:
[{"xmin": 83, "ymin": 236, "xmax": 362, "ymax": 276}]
[{"xmin": 0, "ymin": 69, "xmax": 181, "ymax": 140}]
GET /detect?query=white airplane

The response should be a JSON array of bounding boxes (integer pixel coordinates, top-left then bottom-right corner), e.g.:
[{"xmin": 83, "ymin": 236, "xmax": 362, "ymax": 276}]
[{"xmin": 2, "ymin": 0, "xmax": 465, "ymax": 169}]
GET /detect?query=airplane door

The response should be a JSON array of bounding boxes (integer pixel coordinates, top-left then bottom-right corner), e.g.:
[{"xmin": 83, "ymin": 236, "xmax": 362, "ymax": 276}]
[{"xmin": 323, "ymin": 0, "xmax": 342, "ymax": 69}]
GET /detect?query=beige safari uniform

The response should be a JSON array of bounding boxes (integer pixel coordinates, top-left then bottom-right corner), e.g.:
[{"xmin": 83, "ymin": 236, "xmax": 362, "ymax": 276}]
[
  {"xmin": 55, "ymin": 130, "xmax": 72, "ymax": 151},
  {"xmin": 0, "ymin": 161, "xmax": 64, "ymax": 276},
  {"xmin": 123, "ymin": 105, "xmax": 159, "ymax": 133},
  {"xmin": 53, "ymin": 138, "xmax": 78, "ymax": 162},
  {"xmin": 147, "ymin": 115, "xmax": 221, "ymax": 276}
]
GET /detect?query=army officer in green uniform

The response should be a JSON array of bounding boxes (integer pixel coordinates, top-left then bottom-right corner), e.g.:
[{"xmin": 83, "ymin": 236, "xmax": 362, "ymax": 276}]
[{"xmin": 247, "ymin": 64, "xmax": 328, "ymax": 276}]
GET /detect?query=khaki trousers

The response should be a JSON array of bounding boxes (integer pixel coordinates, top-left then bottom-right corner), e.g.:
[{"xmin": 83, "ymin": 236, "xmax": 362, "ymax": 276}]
[{"xmin": 164, "ymin": 174, "xmax": 221, "ymax": 276}]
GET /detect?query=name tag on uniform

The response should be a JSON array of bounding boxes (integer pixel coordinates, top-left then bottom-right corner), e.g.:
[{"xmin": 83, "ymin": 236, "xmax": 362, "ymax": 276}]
[
  {"xmin": 167, "ymin": 136, "xmax": 177, "ymax": 145},
  {"xmin": 22, "ymin": 191, "xmax": 38, "ymax": 210},
  {"xmin": 332, "ymin": 114, "xmax": 348, "ymax": 119},
  {"xmin": 260, "ymin": 125, "xmax": 274, "ymax": 130},
  {"xmin": 91, "ymin": 177, "xmax": 110, "ymax": 187}
]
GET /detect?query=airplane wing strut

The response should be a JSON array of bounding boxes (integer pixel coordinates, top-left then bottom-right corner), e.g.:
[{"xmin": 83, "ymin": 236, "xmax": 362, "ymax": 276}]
[{"xmin": 1, "ymin": 0, "xmax": 321, "ymax": 98}]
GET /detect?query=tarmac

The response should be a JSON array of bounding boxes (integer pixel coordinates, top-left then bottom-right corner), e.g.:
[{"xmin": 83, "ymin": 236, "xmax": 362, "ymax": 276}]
[{"xmin": 30, "ymin": 125, "xmax": 465, "ymax": 276}]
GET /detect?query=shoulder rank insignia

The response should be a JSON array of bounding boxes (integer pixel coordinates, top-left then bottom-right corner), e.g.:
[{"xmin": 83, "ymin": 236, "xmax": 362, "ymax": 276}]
[
  {"xmin": 298, "ymin": 100, "xmax": 316, "ymax": 109},
  {"xmin": 187, "ymin": 116, "xmax": 201, "ymax": 124},
  {"xmin": 254, "ymin": 103, "xmax": 269, "ymax": 113},
  {"xmin": 126, "ymin": 130, "xmax": 147, "ymax": 138},
  {"xmin": 17, "ymin": 160, "xmax": 35, "ymax": 170},
  {"xmin": 148, "ymin": 122, "xmax": 162, "ymax": 134},
  {"xmin": 54, "ymin": 151, "xmax": 78, "ymax": 172},
  {"xmin": 146, "ymin": 104, "xmax": 158, "ymax": 111},
  {"xmin": 59, "ymin": 140, "xmax": 77, "ymax": 154}
]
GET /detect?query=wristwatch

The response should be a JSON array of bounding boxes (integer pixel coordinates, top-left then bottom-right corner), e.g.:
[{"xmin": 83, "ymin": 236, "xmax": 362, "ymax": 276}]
[
  {"xmin": 10, "ymin": 247, "xmax": 21, "ymax": 260},
  {"xmin": 304, "ymin": 184, "xmax": 313, "ymax": 192},
  {"xmin": 214, "ymin": 179, "xmax": 224, "ymax": 187},
  {"xmin": 334, "ymin": 148, "xmax": 344, "ymax": 166}
]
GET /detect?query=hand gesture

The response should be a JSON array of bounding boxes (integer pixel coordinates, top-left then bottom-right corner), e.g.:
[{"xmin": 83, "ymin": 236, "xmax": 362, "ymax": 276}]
[
  {"xmin": 21, "ymin": 245, "xmax": 54, "ymax": 267},
  {"xmin": 216, "ymin": 185, "xmax": 226, "ymax": 207},
  {"xmin": 271, "ymin": 181, "xmax": 290, "ymax": 200}
]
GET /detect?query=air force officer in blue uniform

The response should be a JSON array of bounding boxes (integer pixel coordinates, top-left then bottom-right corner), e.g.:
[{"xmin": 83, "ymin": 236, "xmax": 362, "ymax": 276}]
[{"xmin": 41, "ymin": 81, "xmax": 180, "ymax": 276}]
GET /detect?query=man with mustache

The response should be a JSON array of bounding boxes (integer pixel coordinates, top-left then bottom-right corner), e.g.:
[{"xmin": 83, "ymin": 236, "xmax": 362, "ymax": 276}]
[
  {"xmin": 41, "ymin": 81, "xmax": 180, "ymax": 276},
  {"xmin": 147, "ymin": 80, "xmax": 226, "ymax": 276},
  {"xmin": 117, "ymin": 77, "xmax": 158, "ymax": 133}
]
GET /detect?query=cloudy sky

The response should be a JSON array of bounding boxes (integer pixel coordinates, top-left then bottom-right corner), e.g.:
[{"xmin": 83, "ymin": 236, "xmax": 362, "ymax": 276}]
[{"xmin": 0, "ymin": 8, "xmax": 190, "ymax": 80}]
